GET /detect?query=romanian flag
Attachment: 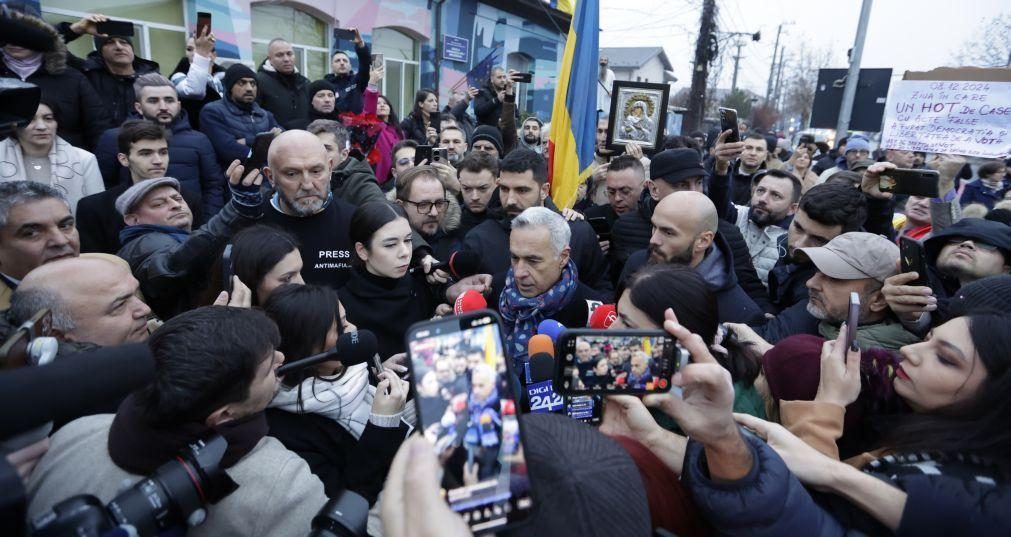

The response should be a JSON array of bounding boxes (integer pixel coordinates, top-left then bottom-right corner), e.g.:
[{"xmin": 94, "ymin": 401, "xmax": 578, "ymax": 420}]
[
  {"xmin": 550, "ymin": 0, "xmax": 576, "ymax": 15},
  {"xmin": 548, "ymin": 0, "xmax": 599, "ymax": 209}
]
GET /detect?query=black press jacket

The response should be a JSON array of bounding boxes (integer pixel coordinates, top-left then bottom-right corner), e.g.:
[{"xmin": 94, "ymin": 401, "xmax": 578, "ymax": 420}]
[{"xmin": 610, "ymin": 190, "xmax": 770, "ymax": 309}]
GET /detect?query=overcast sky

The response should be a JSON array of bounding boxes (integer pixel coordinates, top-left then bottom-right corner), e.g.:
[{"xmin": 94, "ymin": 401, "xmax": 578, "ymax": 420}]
[{"xmin": 599, "ymin": 0, "xmax": 1009, "ymax": 96}]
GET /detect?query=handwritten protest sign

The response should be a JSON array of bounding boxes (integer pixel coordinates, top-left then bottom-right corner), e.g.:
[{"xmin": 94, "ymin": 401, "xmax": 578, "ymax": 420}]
[{"xmin": 881, "ymin": 79, "xmax": 1011, "ymax": 158}]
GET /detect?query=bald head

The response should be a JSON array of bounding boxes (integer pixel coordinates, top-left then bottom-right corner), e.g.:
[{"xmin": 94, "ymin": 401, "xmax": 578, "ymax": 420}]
[
  {"xmin": 18, "ymin": 257, "xmax": 152, "ymax": 346},
  {"xmin": 658, "ymin": 191, "xmax": 718, "ymax": 235},
  {"xmin": 648, "ymin": 191, "xmax": 718, "ymax": 268},
  {"xmin": 265, "ymin": 130, "xmax": 333, "ymax": 217}
]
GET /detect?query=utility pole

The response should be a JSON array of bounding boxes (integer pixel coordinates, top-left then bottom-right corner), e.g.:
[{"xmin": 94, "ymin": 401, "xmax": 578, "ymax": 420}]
[
  {"xmin": 773, "ymin": 50, "xmax": 786, "ymax": 109},
  {"xmin": 835, "ymin": 0, "xmax": 873, "ymax": 136},
  {"xmin": 431, "ymin": 0, "xmax": 445, "ymax": 99},
  {"xmin": 765, "ymin": 23, "xmax": 784, "ymax": 103},
  {"xmin": 685, "ymin": 0, "xmax": 717, "ymax": 133},
  {"xmin": 731, "ymin": 40, "xmax": 744, "ymax": 91}
]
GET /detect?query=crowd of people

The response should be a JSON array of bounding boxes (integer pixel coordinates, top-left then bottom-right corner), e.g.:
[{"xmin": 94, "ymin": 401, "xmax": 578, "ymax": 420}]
[{"xmin": 1, "ymin": 6, "xmax": 1010, "ymax": 537}]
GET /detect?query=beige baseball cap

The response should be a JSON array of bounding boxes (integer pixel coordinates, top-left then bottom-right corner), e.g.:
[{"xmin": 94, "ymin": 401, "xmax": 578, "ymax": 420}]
[{"xmin": 797, "ymin": 232, "xmax": 899, "ymax": 282}]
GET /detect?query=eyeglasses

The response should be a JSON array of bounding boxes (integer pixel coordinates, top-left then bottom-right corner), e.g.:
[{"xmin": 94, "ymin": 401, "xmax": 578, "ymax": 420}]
[
  {"xmin": 403, "ymin": 199, "xmax": 448, "ymax": 214},
  {"xmin": 946, "ymin": 237, "xmax": 999, "ymax": 251}
]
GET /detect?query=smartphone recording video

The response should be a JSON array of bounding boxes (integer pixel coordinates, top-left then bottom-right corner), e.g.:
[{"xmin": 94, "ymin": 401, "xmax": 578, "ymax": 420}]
[
  {"xmin": 406, "ymin": 311, "xmax": 533, "ymax": 533},
  {"xmin": 555, "ymin": 329, "xmax": 682, "ymax": 395}
]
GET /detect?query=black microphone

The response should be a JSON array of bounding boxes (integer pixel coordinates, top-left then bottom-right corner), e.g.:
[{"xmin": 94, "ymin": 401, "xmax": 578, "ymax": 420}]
[
  {"xmin": 0, "ymin": 6, "xmax": 58, "ymax": 52},
  {"xmin": 409, "ymin": 250, "xmax": 481, "ymax": 279},
  {"xmin": 0, "ymin": 344, "xmax": 154, "ymax": 439},
  {"xmin": 276, "ymin": 329, "xmax": 378, "ymax": 377}
]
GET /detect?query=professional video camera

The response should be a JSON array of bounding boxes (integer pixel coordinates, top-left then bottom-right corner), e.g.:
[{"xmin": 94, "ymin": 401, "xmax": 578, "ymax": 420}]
[{"xmin": 30, "ymin": 435, "xmax": 237, "ymax": 537}]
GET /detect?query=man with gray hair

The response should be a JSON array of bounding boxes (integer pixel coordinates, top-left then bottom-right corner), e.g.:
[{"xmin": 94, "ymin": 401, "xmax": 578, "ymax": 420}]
[
  {"xmin": 497, "ymin": 206, "xmax": 602, "ymax": 367},
  {"xmin": 305, "ymin": 119, "xmax": 385, "ymax": 206},
  {"xmin": 93, "ymin": 72, "xmax": 225, "ymax": 215},
  {"xmin": 0, "ymin": 182, "xmax": 80, "ymax": 310}
]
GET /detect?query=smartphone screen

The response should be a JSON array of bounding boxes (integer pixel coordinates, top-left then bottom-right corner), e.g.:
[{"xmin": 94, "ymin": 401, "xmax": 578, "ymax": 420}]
[
  {"xmin": 96, "ymin": 20, "xmax": 135, "ymax": 37},
  {"xmin": 555, "ymin": 329, "xmax": 681, "ymax": 395},
  {"xmin": 565, "ymin": 395, "xmax": 602, "ymax": 425},
  {"xmin": 587, "ymin": 217, "xmax": 611, "ymax": 241},
  {"xmin": 512, "ymin": 72, "xmax": 533, "ymax": 83},
  {"xmin": 371, "ymin": 53, "xmax": 384, "ymax": 66},
  {"xmin": 196, "ymin": 12, "xmax": 212, "ymax": 38},
  {"xmin": 406, "ymin": 311, "xmax": 533, "ymax": 533},
  {"xmin": 899, "ymin": 237, "xmax": 929, "ymax": 288},
  {"xmin": 719, "ymin": 107, "xmax": 740, "ymax": 143},
  {"xmin": 846, "ymin": 292, "xmax": 861, "ymax": 350}
]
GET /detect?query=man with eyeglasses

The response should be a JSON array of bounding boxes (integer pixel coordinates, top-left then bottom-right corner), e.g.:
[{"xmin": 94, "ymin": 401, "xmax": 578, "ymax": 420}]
[
  {"xmin": 884, "ymin": 218, "xmax": 1011, "ymax": 332},
  {"xmin": 396, "ymin": 166, "xmax": 460, "ymax": 260}
]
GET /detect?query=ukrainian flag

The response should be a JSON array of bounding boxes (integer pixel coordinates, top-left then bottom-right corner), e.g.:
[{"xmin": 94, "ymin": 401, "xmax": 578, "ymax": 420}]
[{"xmin": 548, "ymin": 0, "xmax": 599, "ymax": 209}]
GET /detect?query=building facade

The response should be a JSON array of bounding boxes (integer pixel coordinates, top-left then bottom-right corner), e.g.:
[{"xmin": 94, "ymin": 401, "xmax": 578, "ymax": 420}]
[{"xmin": 36, "ymin": 0, "xmax": 570, "ymax": 120}]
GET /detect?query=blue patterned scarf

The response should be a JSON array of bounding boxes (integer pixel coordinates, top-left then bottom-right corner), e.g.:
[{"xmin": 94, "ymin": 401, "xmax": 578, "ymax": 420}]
[{"xmin": 499, "ymin": 259, "xmax": 578, "ymax": 371}]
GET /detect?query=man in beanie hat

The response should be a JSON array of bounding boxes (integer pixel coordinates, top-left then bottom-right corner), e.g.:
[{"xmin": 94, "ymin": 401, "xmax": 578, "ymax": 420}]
[
  {"xmin": 285, "ymin": 80, "xmax": 341, "ymax": 130},
  {"xmin": 257, "ymin": 38, "xmax": 311, "ymax": 128},
  {"xmin": 199, "ymin": 63, "xmax": 281, "ymax": 168},
  {"xmin": 470, "ymin": 124, "xmax": 505, "ymax": 159},
  {"xmin": 818, "ymin": 134, "xmax": 872, "ymax": 182},
  {"xmin": 116, "ymin": 162, "xmax": 264, "ymax": 319},
  {"xmin": 883, "ymin": 218, "xmax": 1011, "ymax": 332},
  {"xmin": 62, "ymin": 27, "xmax": 159, "ymax": 127},
  {"xmin": 750, "ymin": 232, "xmax": 920, "ymax": 350},
  {"xmin": 610, "ymin": 147, "xmax": 769, "ymax": 306}
]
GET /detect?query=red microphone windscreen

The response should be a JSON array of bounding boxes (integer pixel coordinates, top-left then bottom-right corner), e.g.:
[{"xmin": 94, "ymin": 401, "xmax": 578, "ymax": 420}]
[
  {"xmin": 588, "ymin": 304, "xmax": 617, "ymax": 329},
  {"xmin": 528, "ymin": 334, "xmax": 555, "ymax": 358},
  {"xmin": 454, "ymin": 289, "xmax": 488, "ymax": 314}
]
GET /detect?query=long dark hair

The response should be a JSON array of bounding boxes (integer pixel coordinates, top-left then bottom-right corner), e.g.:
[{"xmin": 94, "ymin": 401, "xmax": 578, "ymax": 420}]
[
  {"xmin": 377, "ymin": 94, "xmax": 403, "ymax": 137},
  {"xmin": 410, "ymin": 88, "xmax": 435, "ymax": 121},
  {"xmin": 881, "ymin": 313, "xmax": 1011, "ymax": 469},
  {"xmin": 617, "ymin": 264, "xmax": 759, "ymax": 387},
  {"xmin": 231, "ymin": 225, "xmax": 300, "ymax": 305},
  {"xmin": 349, "ymin": 201, "xmax": 408, "ymax": 265}
]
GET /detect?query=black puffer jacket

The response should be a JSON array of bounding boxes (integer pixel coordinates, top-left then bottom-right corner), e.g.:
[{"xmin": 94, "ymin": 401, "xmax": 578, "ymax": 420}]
[
  {"xmin": 74, "ymin": 51, "xmax": 160, "ymax": 128},
  {"xmin": 256, "ymin": 62, "xmax": 310, "ymax": 129},
  {"xmin": 610, "ymin": 190, "xmax": 770, "ymax": 309},
  {"xmin": 0, "ymin": 13, "xmax": 111, "ymax": 150},
  {"xmin": 399, "ymin": 113, "xmax": 436, "ymax": 145}
]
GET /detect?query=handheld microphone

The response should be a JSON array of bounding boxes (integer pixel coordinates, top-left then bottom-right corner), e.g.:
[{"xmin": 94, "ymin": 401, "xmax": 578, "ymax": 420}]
[
  {"xmin": 523, "ymin": 334, "xmax": 554, "ymax": 385},
  {"xmin": 453, "ymin": 289, "xmax": 487, "ymax": 315},
  {"xmin": 444, "ymin": 251, "xmax": 481, "ymax": 280},
  {"xmin": 588, "ymin": 304, "xmax": 617, "ymax": 329},
  {"xmin": 276, "ymin": 329, "xmax": 378, "ymax": 377},
  {"xmin": 525, "ymin": 337, "xmax": 564, "ymax": 414},
  {"xmin": 535, "ymin": 319, "xmax": 566, "ymax": 343}
]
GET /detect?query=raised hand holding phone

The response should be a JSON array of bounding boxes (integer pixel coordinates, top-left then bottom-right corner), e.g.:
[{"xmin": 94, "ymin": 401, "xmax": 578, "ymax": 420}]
[{"xmin": 814, "ymin": 322, "xmax": 863, "ymax": 408}]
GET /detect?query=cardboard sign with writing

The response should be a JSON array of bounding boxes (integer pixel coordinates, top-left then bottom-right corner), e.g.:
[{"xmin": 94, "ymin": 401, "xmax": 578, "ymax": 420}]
[{"xmin": 880, "ymin": 68, "xmax": 1011, "ymax": 158}]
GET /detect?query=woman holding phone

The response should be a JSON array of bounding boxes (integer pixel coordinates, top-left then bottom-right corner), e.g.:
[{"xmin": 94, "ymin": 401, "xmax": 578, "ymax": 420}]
[
  {"xmin": 263, "ymin": 283, "xmax": 410, "ymax": 504},
  {"xmin": 363, "ymin": 64, "xmax": 403, "ymax": 186},
  {"xmin": 399, "ymin": 89, "xmax": 439, "ymax": 145}
]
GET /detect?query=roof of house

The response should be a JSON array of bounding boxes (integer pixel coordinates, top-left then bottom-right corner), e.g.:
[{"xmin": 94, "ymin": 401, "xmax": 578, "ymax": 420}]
[{"xmin": 599, "ymin": 47, "xmax": 674, "ymax": 71}]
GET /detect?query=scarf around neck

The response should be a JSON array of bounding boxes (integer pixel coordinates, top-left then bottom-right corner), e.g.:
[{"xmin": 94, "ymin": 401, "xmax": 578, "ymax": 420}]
[
  {"xmin": 107, "ymin": 393, "xmax": 269, "ymax": 475},
  {"xmin": 499, "ymin": 259, "xmax": 578, "ymax": 369},
  {"xmin": 3, "ymin": 50, "xmax": 43, "ymax": 80},
  {"xmin": 269, "ymin": 362, "xmax": 374, "ymax": 439}
]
